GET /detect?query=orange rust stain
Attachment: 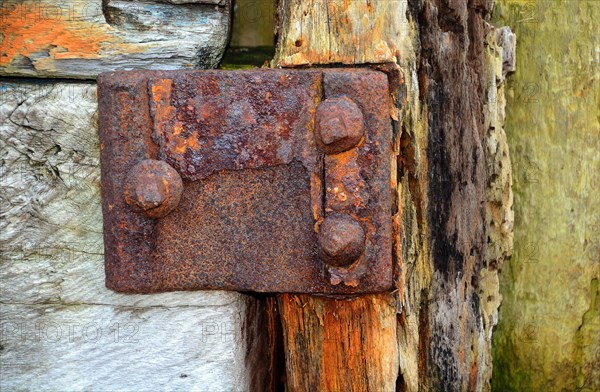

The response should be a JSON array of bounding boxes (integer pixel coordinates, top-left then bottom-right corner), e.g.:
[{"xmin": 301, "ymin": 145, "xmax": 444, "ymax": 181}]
[
  {"xmin": 470, "ymin": 357, "xmax": 479, "ymax": 389},
  {"xmin": 151, "ymin": 79, "xmax": 182, "ymax": 148},
  {"xmin": 152, "ymin": 85, "xmax": 163, "ymax": 103},
  {"xmin": 173, "ymin": 122, "xmax": 183, "ymax": 136},
  {"xmin": 152, "ymin": 80, "xmax": 173, "ymax": 105},
  {"xmin": 0, "ymin": 3, "xmax": 113, "ymax": 66},
  {"xmin": 187, "ymin": 132, "xmax": 199, "ymax": 150},
  {"xmin": 311, "ymin": 172, "xmax": 323, "ymax": 221},
  {"xmin": 174, "ymin": 138, "xmax": 187, "ymax": 154}
]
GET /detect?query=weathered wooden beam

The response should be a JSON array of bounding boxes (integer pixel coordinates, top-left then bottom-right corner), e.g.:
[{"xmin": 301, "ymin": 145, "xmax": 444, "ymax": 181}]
[
  {"xmin": 275, "ymin": 0, "xmax": 514, "ymax": 390},
  {"xmin": 274, "ymin": 2, "xmax": 407, "ymax": 389},
  {"xmin": 278, "ymin": 294, "xmax": 399, "ymax": 391},
  {"xmin": 0, "ymin": 0, "xmax": 231, "ymax": 79},
  {"xmin": 274, "ymin": 0, "xmax": 403, "ymax": 66},
  {"xmin": 274, "ymin": 2, "xmax": 406, "ymax": 391},
  {"xmin": 491, "ymin": 1, "xmax": 598, "ymax": 390}
]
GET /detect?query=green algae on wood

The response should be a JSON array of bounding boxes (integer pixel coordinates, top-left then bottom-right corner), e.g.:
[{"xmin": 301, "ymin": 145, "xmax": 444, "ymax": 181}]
[{"xmin": 491, "ymin": 1, "xmax": 600, "ymax": 390}]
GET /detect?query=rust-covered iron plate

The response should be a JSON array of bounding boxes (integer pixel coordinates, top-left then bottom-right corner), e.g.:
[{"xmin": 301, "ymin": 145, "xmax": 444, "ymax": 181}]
[{"xmin": 98, "ymin": 69, "xmax": 392, "ymax": 294}]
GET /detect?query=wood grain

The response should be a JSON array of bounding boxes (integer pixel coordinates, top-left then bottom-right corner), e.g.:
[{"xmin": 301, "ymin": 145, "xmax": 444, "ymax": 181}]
[
  {"xmin": 0, "ymin": 0, "xmax": 231, "ymax": 79},
  {"xmin": 274, "ymin": 0, "xmax": 404, "ymax": 66},
  {"xmin": 275, "ymin": 0, "xmax": 515, "ymax": 390},
  {"xmin": 277, "ymin": 294, "xmax": 398, "ymax": 392}
]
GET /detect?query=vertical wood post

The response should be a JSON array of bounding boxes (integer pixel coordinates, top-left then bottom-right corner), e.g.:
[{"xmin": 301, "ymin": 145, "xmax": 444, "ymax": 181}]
[
  {"xmin": 277, "ymin": 294, "xmax": 399, "ymax": 391},
  {"xmin": 274, "ymin": 0, "xmax": 513, "ymax": 390}
]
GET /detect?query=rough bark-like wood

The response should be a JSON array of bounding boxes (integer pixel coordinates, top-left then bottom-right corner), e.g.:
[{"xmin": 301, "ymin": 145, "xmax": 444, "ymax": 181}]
[
  {"xmin": 277, "ymin": 294, "xmax": 398, "ymax": 392},
  {"xmin": 417, "ymin": 0, "xmax": 492, "ymax": 389},
  {"xmin": 274, "ymin": 3, "xmax": 409, "ymax": 390},
  {"xmin": 0, "ymin": 0, "xmax": 231, "ymax": 79},
  {"xmin": 275, "ymin": 1, "xmax": 514, "ymax": 391},
  {"xmin": 274, "ymin": 0, "xmax": 403, "ymax": 66},
  {"xmin": 0, "ymin": 81, "xmax": 272, "ymax": 391}
]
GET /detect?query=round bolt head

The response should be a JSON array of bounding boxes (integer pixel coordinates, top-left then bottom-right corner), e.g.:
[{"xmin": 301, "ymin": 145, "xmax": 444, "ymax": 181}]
[
  {"xmin": 124, "ymin": 159, "xmax": 183, "ymax": 219},
  {"xmin": 315, "ymin": 96, "xmax": 365, "ymax": 154},
  {"xmin": 318, "ymin": 213, "xmax": 366, "ymax": 267}
]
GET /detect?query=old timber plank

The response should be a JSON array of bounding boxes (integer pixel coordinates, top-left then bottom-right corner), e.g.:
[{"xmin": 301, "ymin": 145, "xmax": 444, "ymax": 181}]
[
  {"xmin": 274, "ymin": 5, "xmax": 406, "ymax": 390},
  {"xmin": 0, "ymin": 0, "xmax": 231, "ymax": 79},
  {"xmin": 274, "ymin": 0, "xmax": 404, "ymax": 66},
  {"xmin": 278, "ymin": 294, "xmax": 399, "ymax": 391},
  {"xmin": 1, "ymin": 303, "xmax": 254, "ymax": 391},
  {"xmin": 0, "ymin": 80, "xmax": 271, "ymax": 391},
  {"xmin": 491, "ymin": 1, "xmax": 599, "ymax": 390},
  {"xmin": 275, "ymin": 0, "xmax": 514, "ymax": 390}
]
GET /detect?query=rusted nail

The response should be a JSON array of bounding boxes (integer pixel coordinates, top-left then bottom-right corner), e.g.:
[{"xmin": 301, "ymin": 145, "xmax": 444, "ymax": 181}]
[
  {"xmin": 124, "ymin": 159, "xmax": 183, "ymax": 219},
  {"xmin": 315, "ymin": 96, "xmax": 365, "ymax": 154},
  {"xmin": 318, "ymin": 213, "xmax": 366, "ymax": 268}
]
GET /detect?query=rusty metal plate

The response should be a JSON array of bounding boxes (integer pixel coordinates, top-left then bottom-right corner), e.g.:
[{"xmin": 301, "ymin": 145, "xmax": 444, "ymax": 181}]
[{"xmin": 98, "ymin": 69, "xmax": 392, "ymax": 294}]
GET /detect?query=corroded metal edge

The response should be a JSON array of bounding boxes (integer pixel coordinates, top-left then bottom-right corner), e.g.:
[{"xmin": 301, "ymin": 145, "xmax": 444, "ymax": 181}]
[{"xmin": 98, "ymin": 69, "xmax": 392, "ymax": 294}]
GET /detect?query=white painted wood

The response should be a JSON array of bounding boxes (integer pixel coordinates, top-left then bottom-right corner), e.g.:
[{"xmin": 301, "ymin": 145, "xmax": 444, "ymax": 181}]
[
  {"xmin": 0, "ymin": 81, "xmax": 261, "ymax": 391},
  {"xmin": 0, "ymin": 0, "xmax": 231, "ymax": 79}
]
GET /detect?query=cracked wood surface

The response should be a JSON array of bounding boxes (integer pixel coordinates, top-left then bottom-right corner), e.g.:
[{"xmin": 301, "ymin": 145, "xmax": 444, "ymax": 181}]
[
  {"xmin": 0, "ymin": 0, "xmax": 231, "ymax": 79},
  {"xmin": 0, "ymin": 81, "xmax": 272, "ymax": 391},
  {"xmin": 273, "ymin": 3, "xmax": 409, "ymax": 389},
  {"xmin": 274, "ymin": 0, "xmax": 515, "ymax": 390},
  {"xmin": 274, "ymin": 0, "xmax": 403, "ymax": 67},
  {"xmin": 278, "ymin": 294, "xmax": 399, "ymax": 392}
]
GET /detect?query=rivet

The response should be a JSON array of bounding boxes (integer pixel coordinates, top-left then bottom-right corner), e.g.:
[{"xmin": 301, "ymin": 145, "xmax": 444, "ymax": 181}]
[
  {"xmin": 124, "ymin": 159, "xmax": 183, "ymax": 219},
  {"xmin": 315, "ymin": 96, "xmax": 365, "ymax": 154},
  {"xmin": 318, "ymin": 213, "xmax": 366, "ymax": 267}
]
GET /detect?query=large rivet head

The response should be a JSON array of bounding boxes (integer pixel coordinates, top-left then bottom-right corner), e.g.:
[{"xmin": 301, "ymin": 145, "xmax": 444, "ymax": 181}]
[
  {"xmin": 315, "ymin": 96, "xmax": 365, "ymax": 154},
  {"xmin": 124, "ymin": 159, "xmax": 183, "ymax": 219},
  {"xmin": 318, "ymin": 213, "xmax": 366, "ymax": 267}
]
